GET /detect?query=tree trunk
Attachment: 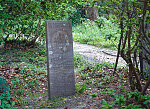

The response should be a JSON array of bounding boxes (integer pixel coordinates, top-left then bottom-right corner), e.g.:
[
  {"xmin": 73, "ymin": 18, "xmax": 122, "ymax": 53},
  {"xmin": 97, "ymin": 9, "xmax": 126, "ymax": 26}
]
[{"xmin": 86, "ymin": 7, "xmax": 99, "ymax": 20}]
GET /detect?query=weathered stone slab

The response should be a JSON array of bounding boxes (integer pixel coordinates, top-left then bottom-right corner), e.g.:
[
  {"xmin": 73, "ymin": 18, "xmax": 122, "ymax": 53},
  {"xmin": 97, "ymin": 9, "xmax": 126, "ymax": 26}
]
[{"xmin": 45, "ymin": 20, "xmax": 75, "ymax": 99}]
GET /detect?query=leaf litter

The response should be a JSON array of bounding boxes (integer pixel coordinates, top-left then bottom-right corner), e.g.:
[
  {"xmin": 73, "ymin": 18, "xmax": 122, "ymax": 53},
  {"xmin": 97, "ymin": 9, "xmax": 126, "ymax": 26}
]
[{"xmin": 0, "ymin": 46, "xmax": 149, "ymax": 108}]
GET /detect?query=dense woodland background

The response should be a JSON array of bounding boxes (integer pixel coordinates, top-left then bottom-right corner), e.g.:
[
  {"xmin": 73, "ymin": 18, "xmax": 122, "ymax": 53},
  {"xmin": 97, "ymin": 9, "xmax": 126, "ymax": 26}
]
[{"xmin": 0, "ymin": 0, "xmax": 150, "ymax": 108}]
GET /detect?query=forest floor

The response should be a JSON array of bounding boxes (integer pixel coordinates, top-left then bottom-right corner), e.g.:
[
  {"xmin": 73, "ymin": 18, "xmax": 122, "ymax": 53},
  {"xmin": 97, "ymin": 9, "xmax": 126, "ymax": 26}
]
[{"xmin": 0, "ymin": 42, "xmax": 149, "ymax": 109}]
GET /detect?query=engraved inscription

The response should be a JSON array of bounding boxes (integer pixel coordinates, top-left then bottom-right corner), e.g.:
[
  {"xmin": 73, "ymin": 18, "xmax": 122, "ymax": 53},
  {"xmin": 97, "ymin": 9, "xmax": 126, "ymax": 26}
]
[
  {"xmin": 52, "ymin": 31, "xmax": 69, "ymax": 53},
  {"xmin": 46, "ymin": 21, "xmax": 75, "ymax": 99}
]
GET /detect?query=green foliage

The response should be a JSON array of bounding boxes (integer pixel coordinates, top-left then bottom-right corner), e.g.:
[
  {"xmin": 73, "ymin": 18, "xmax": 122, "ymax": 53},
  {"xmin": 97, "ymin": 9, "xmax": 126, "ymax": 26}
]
[
  {"xmin": 80, "ymin": 73, "xmax": 88, "ymax": 80},
  {"xmin": 74, "ymin": 52, "xmax": 88, "ymax": 68},
  {"xmin": 91, "ymin": 92, "xmax": 97, "ymax": 98},
  {"xmin": 11, "ymin": 64, "xmax": 42, "ymax": 90},
  {"xmin": 0, "ymin": 0, "xmax": 149, "ymax": 108},
  {"xmin": 114, "ymin": 94, "xmax": 126, "ymax": 106},
  {"xmin": 0, "ymin": 0, "xmax": 85, "ymax": 44},
  {"xmin": 59, "ymin": 2, "xmax": 83, "ymax": 24},
  {"xmin": 0, "ymin": 78, "xmax": 13, "ymax": 108},
  {"xmin": 0, "ymin": 44, "xmax": 148, "ymax": 108},
  {"xmin": 75, "ymin": 83, "xmax": 87, "ymax": 93},
  {"xmin": 0, "ymin": 38, "xmax": 4, "ymax": 44},
  {"xmin": 73, "ymin": 18, "xmax": 120, "ymax": 50},
  {"xmin": 100, "ymin": 87, "xmax": 150, "ymax": 108},
  {"xmin": 0, "ymin": 92, "xmax": 13, "ymax": 108},
  {"xmin": 97, "ymin": 62, "xmax": 115, "ymax": 68},
  {"xmin": 0, "ymin": 78, "xmax": 9, "ymax": 92},
  {"xmin": 101, "ymin": 100, "xmax": 113, "ymax": 109},
  {"xmin": 95, "ymin": 17, "xmax": 107, "ymax": 28},
  {"xmin": 125, "ymin": 104, "xmax": 142, "ymax": 109}
]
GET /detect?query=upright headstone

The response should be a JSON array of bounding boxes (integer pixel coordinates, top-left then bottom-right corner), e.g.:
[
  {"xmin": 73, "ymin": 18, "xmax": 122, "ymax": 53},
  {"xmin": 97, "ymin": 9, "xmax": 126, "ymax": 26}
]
[{"xmin": 45, "ymin": 21, "xmax": 75, "ymax": 99}]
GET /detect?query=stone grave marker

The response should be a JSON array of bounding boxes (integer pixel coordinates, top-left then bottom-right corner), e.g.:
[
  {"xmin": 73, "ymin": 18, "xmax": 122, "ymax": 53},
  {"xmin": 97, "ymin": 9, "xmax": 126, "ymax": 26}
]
[{"xmin": 45, "ymin": 20, "xmax": 75, "ymax": 99}]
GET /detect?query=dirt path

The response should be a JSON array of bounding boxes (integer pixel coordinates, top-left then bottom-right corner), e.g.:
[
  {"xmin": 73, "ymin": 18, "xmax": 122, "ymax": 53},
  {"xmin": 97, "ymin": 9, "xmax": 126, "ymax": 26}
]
[{"xmin": 73, "ymin": 42, "xmax": 126, "ymax": 67}]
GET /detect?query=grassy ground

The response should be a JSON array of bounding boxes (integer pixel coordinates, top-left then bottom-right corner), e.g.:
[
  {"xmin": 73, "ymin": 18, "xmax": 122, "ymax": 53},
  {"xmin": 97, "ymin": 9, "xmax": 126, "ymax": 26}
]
[
  {"xmin": 72, "ymin": 18, "xmax": 120, "ymax": 50},
  {"xmin": 0, "ymin": 43, "xmax": 149, "ymax": 108}
]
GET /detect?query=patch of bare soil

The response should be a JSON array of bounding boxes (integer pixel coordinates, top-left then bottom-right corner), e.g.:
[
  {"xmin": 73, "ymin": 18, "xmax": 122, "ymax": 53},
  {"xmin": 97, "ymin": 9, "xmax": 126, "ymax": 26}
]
[{"xmin": 73, "ymin": 42, "xmax": 126, "ymax": 67}]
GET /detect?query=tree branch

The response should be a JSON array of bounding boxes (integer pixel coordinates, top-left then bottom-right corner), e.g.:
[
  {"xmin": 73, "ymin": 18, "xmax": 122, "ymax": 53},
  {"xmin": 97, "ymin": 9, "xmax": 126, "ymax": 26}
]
[
  {"xmin": 130, "ymin": 32, "xmax": 140, "ymax": 52},
  {"xmin": 113, "ymin": 0, "xmax": 125, "ymax": 74}
]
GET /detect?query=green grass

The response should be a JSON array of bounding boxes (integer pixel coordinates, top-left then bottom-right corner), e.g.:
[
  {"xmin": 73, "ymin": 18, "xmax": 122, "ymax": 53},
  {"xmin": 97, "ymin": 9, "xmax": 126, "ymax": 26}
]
[
  {"xmin": 73, "ymin": 18, "xmax": 120, "ymax": 50},
  {"xmin": 1, "ymin": 46, "xmax": 149, "ymax": 108},
  {"xmin": 1, "ymin": 39, "xmax": 147, "ymax": 108},
  {"xmin": 74, "ymin": 52, "xmax": 90, "ymax": 71},
  {"xmin": 0, "ymin": 43, "xmax": 87, "ymax": 107}
]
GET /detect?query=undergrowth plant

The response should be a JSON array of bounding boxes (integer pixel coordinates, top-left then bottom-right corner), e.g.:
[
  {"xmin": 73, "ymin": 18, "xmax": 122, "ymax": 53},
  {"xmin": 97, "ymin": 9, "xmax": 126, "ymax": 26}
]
[
  {"xmin": 73, "ymin": 18, "xmax": 120, "ymax": 50},
  {"xmin": 74, "ymin": 52, "xmax": 89, "ymax": 69},
  {"xmin": 0, "ymin": 78, "xmax": 15, "ymax": 108},
  {"xmin": 100, "ymin": 86, "xmax": 150, "ymax": 108}
]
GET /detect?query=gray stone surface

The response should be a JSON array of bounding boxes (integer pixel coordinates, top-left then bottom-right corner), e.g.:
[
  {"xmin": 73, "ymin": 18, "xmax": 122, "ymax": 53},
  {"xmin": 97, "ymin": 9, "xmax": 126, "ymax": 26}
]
[{"xmin": 45, "ymin": 21, "xmax": 75, "ymax": 99}]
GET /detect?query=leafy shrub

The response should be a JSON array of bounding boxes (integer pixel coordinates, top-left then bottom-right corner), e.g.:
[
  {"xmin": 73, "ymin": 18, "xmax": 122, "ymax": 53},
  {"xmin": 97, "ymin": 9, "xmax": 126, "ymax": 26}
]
[
  {"xmin": 0, "ymin": 78, "xmax": 9, "ymax": 92},
  {"xmin": 73, "ymin": 18, "xmax": 120, "ymax": 50},
  {"xmin": 0, "ymin": 92, "xmax": 14, "ymax": 108},
  {"xmin": 0, "ymin": 78, "xmax": 13, "ymax": 108}
]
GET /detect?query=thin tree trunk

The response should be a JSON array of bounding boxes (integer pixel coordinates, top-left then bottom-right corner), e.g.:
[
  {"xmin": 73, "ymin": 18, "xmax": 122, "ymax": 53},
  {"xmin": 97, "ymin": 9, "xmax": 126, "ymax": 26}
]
[{"xmin": 113, "ymin": 0, "xmax": 125, "ymax": 74}]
